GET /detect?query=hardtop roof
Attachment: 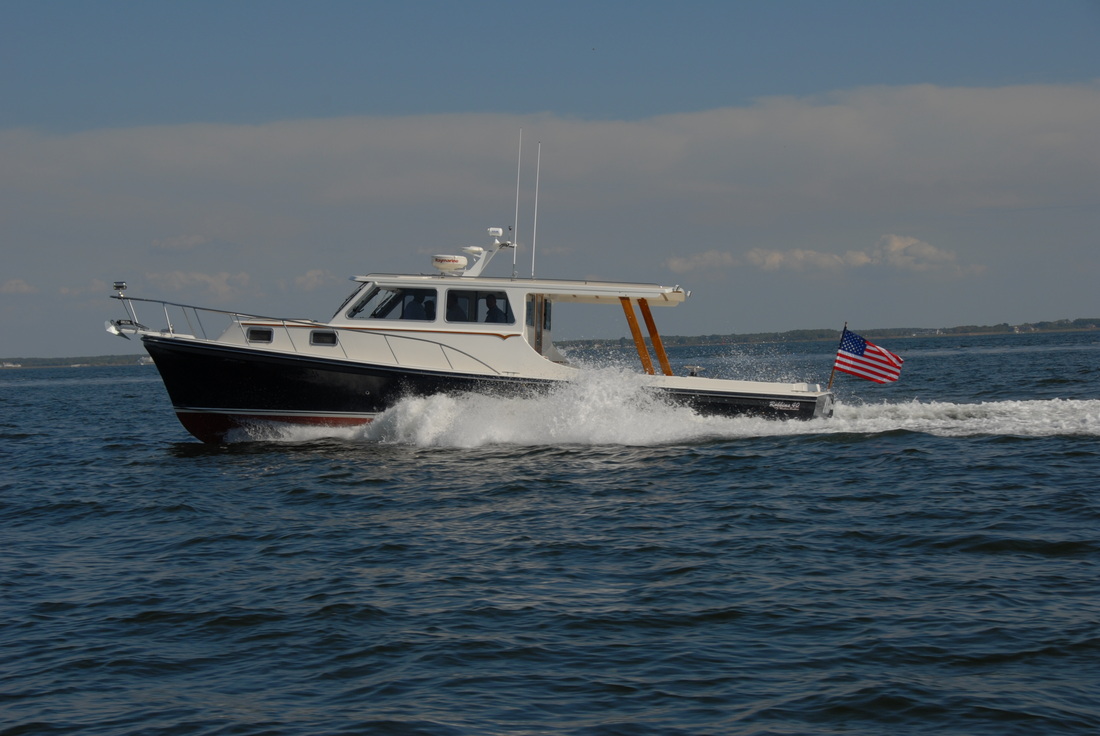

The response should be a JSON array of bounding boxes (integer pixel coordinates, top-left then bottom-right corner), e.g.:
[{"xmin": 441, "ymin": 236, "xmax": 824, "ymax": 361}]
[{"xmin": 352, "ymin": 273, "xmax": 689, "ymax": 306}]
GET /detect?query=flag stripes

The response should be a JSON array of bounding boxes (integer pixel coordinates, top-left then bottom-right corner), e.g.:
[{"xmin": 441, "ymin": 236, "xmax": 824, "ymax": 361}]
[{"xmin": 833, "ymin": 329, "xmax": 903, "ymax": 383}]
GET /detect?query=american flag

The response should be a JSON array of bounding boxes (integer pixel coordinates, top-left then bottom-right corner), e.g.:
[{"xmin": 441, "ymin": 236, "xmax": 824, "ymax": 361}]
[{"xmin": 834, "ymin": 329, "xmax": 904, "ymax": 383}]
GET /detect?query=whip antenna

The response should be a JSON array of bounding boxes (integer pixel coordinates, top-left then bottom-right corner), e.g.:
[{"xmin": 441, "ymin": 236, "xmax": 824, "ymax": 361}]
[
  {"xmin": 531, "ymin": 141, "xmax": 541, "ymax": 278},
  {"xmin": 512, "ymin": 129, "xmax": 522, "ymax": 278}
]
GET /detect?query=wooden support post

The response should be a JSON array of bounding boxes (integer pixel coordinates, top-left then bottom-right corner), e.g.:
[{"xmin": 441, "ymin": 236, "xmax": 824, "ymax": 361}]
[
  {"xmin": 620, "ymin": 297, "xmax": 655, "ymax": 375},
  {"xmin": 638, "ymin": 298, "xmax": 673, "ymax": 376}
]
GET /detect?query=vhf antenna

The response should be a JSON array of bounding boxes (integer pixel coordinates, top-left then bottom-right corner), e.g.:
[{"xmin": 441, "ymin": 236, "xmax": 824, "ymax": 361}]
[
  {"xmin": 531, "ymin": 141, "xmax": 541, "ymax": 279},
  {"xmin": 512, "ymin": 130, "xmax": 522, "ymax": 278}
]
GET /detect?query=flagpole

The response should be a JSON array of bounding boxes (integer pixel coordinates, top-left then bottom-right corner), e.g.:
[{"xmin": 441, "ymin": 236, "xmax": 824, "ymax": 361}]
[{"xmin": 827, "ymin": 321, "xmax": 847, "ymax": 390}]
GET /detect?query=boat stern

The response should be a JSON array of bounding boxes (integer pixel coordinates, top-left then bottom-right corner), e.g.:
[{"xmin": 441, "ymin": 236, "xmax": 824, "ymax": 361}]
[{"xmin": 813, "ymin": 390, "xmax": 835, "ymax": 419}]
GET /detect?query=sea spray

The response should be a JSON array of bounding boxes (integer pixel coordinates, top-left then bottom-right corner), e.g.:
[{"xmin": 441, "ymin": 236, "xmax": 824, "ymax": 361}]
[
  {"xmin": 224, "ymin": 391, "xmax": 1100, "ymax": 446},
  {"xmin": 364, "ymin": 366, "xmax": 712, "ymax": 447}
]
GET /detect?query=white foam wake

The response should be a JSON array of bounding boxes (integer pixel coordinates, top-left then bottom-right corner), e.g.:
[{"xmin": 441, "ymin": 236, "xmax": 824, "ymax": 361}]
[
  {"xmin": 240, "ymin": 368, "xmax": 1100, "ymax": 446},
  {"xmin": 828, "ymin": 397, "xmax": 1100, "ymax": 438}
]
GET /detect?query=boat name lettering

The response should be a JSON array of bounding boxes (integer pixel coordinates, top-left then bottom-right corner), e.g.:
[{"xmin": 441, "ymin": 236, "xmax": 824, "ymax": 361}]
[{"xmin": 768, "ymin": 401, "xmax": 800, "ymax": 411}]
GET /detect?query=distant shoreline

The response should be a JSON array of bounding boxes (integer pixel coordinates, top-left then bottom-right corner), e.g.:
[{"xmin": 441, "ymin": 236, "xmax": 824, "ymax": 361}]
[
  {"xmin": 5, "ymin": 319, "xmax": 1096, "ymax": 368},
  {"xmin": 561, "ymin": 321, "xmax": 1098, "ymax": 350}
]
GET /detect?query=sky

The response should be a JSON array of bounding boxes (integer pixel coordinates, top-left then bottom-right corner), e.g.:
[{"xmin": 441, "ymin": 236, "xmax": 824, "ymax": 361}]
[{"xmin": 2, "ymin": 0, "xmax": 1099, "ymax": 358}]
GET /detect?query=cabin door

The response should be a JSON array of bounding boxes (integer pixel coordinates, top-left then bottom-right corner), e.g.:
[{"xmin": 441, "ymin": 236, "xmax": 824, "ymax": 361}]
[{"xmin": 525, "ymin": 294, "xmax": 551, "ymax": 356}]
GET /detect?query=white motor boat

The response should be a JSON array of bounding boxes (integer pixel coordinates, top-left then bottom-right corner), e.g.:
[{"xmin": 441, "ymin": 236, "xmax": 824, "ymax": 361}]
[{"xmin": 107, "ymin": 228, "xmax": 834, "ymax": 443}]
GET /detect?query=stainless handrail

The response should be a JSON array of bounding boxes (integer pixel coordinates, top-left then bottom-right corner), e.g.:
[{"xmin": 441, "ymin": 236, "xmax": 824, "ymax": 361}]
[
  {"xmin": 111, "ymin": 295, "xmax": 517, "ymax": 369},
  {"xmin": 111, "ymin": 294, "xmax": 321, "ymax": 326},
  {"xmin": 111, "ymin": 294, "xmax": 324, "ymax": 342}
]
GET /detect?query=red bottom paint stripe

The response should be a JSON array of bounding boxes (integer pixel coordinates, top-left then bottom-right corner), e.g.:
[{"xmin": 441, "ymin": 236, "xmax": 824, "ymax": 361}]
[{"xmin": 175, "ymin": 409, "xmax": 377, "ymax": 443}]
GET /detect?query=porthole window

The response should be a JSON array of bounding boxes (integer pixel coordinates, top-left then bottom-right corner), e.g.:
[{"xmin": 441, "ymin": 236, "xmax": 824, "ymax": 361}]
[{"xmin": 311, "ymin": 330, "xmax": 338, "ymax": 346}]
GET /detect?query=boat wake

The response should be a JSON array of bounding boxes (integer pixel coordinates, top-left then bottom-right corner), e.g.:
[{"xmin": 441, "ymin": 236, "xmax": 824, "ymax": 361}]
[{"xmin": 223, "ymin": 368, "xmax": 1100, "ymax": 446}]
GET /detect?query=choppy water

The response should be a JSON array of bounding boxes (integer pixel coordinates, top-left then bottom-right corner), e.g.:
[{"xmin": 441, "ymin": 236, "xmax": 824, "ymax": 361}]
[{"xmin": 2, "ymin": 332, "xmax": 1099, "ymax": 735}]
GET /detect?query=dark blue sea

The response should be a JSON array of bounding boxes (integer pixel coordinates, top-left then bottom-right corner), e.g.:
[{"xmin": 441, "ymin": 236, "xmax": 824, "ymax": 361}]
[{"xmin": 3, "ymin": 331, "xmax": 1099, "ymax": 735}]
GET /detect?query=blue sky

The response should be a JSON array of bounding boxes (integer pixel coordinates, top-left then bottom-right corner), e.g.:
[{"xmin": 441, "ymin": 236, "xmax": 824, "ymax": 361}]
[
  {"xmin": 6, "ymin": 1, "xmax": 1097, "ymax": 128},
  {"xmin": 2, "ymin": 1, "xmax": 1099, "ymax": 357}
]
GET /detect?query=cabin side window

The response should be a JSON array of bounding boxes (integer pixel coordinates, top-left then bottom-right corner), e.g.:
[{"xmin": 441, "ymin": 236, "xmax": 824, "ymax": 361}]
[
  {"xmin": 247, "ymin": 327, "xmax": 274, "ymax": 343},
  {"xmin": 310, "ymin": 330, "xmax": 338, "ymax": 346},
  {"xmin": 446, "ymin": 289, "xmax": 514, "ymax": 324},
  {"xmin": 348, "ymin": 287, "xmax": 437, "ymax": 321}
]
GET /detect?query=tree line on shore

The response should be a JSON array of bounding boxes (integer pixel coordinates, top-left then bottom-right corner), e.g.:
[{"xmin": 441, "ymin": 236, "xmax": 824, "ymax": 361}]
[{"xmin": 563, "ymin": 317, "xmax": 1100, "ymax": 349}]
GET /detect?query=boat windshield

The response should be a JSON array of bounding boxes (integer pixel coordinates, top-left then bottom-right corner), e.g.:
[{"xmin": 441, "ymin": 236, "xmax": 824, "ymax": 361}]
[
  {"xmin": 332, "ymin": 284, "xmax": 367, "ymax": 320},
  {"xmin": 348, "ymin": 286, "xmax": 438, "ymax": 321}
]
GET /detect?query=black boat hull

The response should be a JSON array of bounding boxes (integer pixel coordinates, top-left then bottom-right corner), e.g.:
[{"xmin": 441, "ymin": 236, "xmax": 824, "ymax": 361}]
[{"xmin": 142, "ymin": 335, "xmax": 829, "ymax": 443}]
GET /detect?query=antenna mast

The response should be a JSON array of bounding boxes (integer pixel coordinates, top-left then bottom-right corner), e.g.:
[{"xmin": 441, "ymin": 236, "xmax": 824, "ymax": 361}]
[
  {"xmin": 531, "ymin": 141, "xmax": 541, "ymax": 278},
  {"xmin": 512, "ymin": 129, "xmax": 522, "ymax": 278}
]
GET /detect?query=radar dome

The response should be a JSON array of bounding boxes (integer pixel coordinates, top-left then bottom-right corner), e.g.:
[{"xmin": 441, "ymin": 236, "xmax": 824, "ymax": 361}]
[{"xmin": 432, "ymin": 254, "xmax": 468, "ymax": 273}]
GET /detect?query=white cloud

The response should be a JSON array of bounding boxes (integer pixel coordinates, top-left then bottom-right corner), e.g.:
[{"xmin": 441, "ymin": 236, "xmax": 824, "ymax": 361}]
[
  {"xmin": 0, "ymin": 278, "xmax": 37, "ymax": 295},
  {"xmin": 0, "ymin": 80, "xmax": 1097, "ymax": 355},
  {"xmin": 144, "ymin": 271, "xmax": 251, "ymax": 299},
  {"xmin": 665, "ymin": 250, "xmax": 738, "ymax": 274},
  {"xmin": 5, "ymin": 81, "xmax": 1097, "ymax": 233},
  {"xmin": 294, "ymin": 269, "xmax": 336, "ymax": 291},
  {"xmin": 875, "ymin": 234, "xmax": 959, "ymax": 272},
  {"xmin": 743, "ymin": 235, "xmax": 981, "ymax": 275},
  {"xmin": 746, "ymin": 249, "xmax": 854, "ymax": 271}
]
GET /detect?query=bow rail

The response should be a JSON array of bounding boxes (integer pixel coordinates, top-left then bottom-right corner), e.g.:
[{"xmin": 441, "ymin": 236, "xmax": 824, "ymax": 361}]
[{"xmin": 108, "ymin": 293, "xmax": 323, "ymax": 343}]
